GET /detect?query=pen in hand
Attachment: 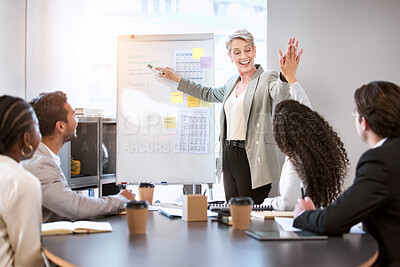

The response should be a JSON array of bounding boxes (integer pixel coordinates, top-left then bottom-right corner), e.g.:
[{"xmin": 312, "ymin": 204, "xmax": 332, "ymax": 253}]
[
  {"xmin": 147, "ymin": 64, "xmax": 164, "ymax": 74},
  {"xmin": 300, "ymin": 181, "xmax": 305, "ymax": 199}
]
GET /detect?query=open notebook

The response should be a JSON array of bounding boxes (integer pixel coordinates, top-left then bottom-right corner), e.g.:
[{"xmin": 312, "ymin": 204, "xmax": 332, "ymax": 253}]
[{"xmin": 42, "ymin": 221, "xmax": 112, "ymax": 236}]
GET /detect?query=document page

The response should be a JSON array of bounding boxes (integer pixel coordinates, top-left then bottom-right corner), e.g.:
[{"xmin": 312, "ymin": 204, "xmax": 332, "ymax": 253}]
[{"xmin": 274, "ymin": 217, "xmax": 301, "ymax": 232}]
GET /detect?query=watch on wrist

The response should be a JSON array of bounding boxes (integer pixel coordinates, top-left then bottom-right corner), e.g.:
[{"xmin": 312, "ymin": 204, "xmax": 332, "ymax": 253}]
[{"xmin": 280, "ymin": 72, "xmax": 288, "ymax": 83}]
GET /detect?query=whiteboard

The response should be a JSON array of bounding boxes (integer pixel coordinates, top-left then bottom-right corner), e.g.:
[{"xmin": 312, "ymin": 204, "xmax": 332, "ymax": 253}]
[{"xmin": 116, "ymin": 34, "xmax": 215, "ymax": 185}]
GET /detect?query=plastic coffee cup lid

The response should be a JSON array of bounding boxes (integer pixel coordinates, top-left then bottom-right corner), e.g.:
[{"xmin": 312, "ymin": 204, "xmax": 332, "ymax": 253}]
[
  {"xmin": 139, "ymin": 182, "xmax": 155, "ymax": 188},
  {"xmin": 125, "ymin": 200, "xmax": 149, "ymax": 209},
  {"xmin": 229, "ymin": 196, "xmax": 254, "ymax": 205}
]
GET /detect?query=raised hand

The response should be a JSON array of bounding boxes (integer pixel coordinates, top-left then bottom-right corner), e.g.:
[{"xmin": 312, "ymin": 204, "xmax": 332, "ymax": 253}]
[
  {"xmin": 279, "ymin": 38, "xmax": 295, "ymax": 67},
  {"xmin": 279, "ymin": 37, "xmax": 303, "ymax": 84}
]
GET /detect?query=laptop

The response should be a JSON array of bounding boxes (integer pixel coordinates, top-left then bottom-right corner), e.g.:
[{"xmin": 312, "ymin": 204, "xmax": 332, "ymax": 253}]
[{"xmin": 246, "ymin": 230, "xmax": 328, "ymax": 241}]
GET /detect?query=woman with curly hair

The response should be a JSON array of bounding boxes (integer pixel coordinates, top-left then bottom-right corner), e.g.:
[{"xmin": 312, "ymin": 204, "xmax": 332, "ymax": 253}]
[{"xmin": 263, "ymin": 90, "xmax": 349, "ymax": 210}]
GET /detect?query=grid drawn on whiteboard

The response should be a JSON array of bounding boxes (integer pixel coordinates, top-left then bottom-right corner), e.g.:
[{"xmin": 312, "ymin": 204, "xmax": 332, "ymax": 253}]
[
  {"xmin": 176, "ymin": 108, "xmax": 210, "ymax": 154},
  {"xmin": 174, "ymin": 50, "xmax": 204, "ymax": 84}
]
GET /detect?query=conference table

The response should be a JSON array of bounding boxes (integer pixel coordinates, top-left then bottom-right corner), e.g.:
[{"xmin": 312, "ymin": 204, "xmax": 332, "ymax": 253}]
[{"xmin": 42, "ymin": 211, "xmax": 378, "ymax": 267}]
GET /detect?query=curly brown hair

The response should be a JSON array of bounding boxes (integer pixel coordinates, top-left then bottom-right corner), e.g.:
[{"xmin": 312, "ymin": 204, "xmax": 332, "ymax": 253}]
[{"xmin": 273, "ymin": 100, "xmax": 349, "ymax": 207}]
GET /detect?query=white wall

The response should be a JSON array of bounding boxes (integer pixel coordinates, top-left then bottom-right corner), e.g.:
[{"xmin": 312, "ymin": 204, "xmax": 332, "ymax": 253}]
[
  {"xmin": 24, "ymin": 1, "xmax": 268, "ymax": 116},
  {"xmin": 267, "ymin": 0, "xmax": 400, "ymax": 188},
  {"xmin": 0, "ymin": 0, "xmax": 26, "ymax": 98},
  {"xmin": 26, "ymin": 0, "xmax": 86, "ymax": 103}
]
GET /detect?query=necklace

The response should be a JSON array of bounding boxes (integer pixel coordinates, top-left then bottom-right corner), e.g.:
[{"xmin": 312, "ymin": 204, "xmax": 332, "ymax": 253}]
[{"xmin": 236, "ymin": 82, "xmax": 247, "ymax": 98}]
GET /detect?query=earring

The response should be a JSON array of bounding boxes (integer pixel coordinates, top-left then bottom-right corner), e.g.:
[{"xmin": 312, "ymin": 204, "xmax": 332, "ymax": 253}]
[{"xmin": 21, "ymin": 145, "xmax": 33, "ymax": 157}]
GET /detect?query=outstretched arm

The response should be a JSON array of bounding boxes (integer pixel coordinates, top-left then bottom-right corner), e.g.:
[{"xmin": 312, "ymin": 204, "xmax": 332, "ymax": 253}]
[{"xmin": 155, "ymin": 66, "xmax": 227, "ymax": 103}]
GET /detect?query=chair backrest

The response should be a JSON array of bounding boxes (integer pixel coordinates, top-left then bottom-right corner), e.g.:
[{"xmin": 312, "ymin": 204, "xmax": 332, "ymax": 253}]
[{"xmin": 42, "ymin": 248, "xmax": 77, "ymax": 267}]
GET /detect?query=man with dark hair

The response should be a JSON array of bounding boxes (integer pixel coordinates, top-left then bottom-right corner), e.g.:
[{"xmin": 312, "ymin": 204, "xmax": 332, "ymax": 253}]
[
  {"xmin": 293, "ymin": 81, "xmax": 400, "ymax": 266},
  {"xmin": 22, "ymin": 91, "xmax": 135, "ymax": 222},
  {"xmin": 30, "ymin": 91, "xmax": 71, "ymax": 138}
]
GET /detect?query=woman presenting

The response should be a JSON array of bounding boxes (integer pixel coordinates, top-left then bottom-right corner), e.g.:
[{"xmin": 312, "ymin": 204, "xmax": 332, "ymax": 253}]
[{"xmin": 157, "ymin": 29, "xmax": 302, "ymax": 204}]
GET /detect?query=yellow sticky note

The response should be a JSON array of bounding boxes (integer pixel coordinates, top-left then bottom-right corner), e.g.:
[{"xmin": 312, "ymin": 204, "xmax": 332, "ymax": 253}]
[
  {"xmin": 192, "ymin": 48, "xmax": 204, "ymax": 59},
  {"xmin": 164, "ymin": 117, "xmax": 176, "ymax": 128},
  {"xmin": 171, "ymin": 92, "xmax": 183, "ymax": 103},
  {"xmin": 199, "ymin": 100, "xmax": 212, "ymax": 108},
  {"xmin": 187, "ymin": 96, "xmax": 200, "ymax": 107}
]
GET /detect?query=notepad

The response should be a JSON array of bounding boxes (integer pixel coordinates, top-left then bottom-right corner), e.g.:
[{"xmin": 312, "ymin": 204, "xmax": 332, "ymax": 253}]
[
  {"xmin": 274, "ymin": 217, "xmax": 300, "ymax": 231},
  {"xmin": 208, "ymin": 203, "xmax": 272, "ymax": 212},
  {"xmin": 159, "ymin": 207, "xmax": 183, "ymax": 218},
  {"xmin": 251, "ymin": 211, "xmax": 294, "ymax": 220},
  {"xmin": 158, "ymin": 207, "xmax": 216, "ymax": 219},
  {"xmin": 41, "ymin": 221, "xmax": 112, "ymax": 236}
]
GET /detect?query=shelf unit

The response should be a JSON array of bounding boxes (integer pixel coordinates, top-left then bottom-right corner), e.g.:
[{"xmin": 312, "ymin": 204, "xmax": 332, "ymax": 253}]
[
  {"xmin": 99, "ymin": 118, "xmax": 119, "ymax": 196},
  {"xmin": 59, "ymin": 117, "xmax": 119, "ymax": 196}
]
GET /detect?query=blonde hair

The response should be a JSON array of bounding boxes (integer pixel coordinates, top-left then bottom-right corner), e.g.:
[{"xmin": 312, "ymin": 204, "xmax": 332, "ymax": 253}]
[{"xmin": 226, "ymin": 29, "xmax": 255, "ymax": 53}]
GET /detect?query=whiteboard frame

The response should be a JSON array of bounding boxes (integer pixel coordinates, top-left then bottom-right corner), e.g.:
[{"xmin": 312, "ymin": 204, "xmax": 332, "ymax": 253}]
[{"xmin": 116, "ymin": 33, "xmax": 215, "ymax": 185}]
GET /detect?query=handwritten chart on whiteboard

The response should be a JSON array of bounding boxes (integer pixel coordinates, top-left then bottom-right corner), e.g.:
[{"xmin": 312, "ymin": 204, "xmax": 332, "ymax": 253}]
[
  {"xmin": 176, "ymin": 108, "xmax": 210, "ymax": 154},
  {"xmin": 116, "ymin": 34, "xmax": 215, "ymax": 185},
  {"xmin": 174, "ymin": 50, "xmax": 205, "ymax": 84}
]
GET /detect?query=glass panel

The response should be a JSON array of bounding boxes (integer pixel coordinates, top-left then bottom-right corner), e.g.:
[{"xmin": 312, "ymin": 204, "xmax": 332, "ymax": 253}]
[
  {"xmin": 27, "ymin": 0, "xmax": 267, "ymax": 117},
  {"xmin": 26, "ymin": 0, "xmax": 267, "ymax": 201}
]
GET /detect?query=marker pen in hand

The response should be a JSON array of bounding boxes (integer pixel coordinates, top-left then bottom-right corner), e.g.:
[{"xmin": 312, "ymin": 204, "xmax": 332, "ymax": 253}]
[
  {"xmin": 300, "ymin": 181, "xmax": 305, "ymax": 199},
  {"xmin": 147, "ymin": 64, "xmax": 164, "ymax": 74}
]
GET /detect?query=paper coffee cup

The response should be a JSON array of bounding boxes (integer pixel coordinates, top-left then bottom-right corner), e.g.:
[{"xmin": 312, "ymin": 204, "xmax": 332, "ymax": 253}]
[
  {"xmin": 229, "ymin": 197, "xmax": 254, "ymax": 230},
  {"xmin": 125, "ymin": 200, "xmax": 149, "ymax": 234},
  {"xmin": 138, "ymin": 182, "xmax": 155, "ymax": 205}
]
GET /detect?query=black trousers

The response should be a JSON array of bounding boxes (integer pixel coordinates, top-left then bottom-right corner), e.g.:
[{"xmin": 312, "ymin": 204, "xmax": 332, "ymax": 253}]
[{"xmin": 223, "ymin": 145, "xmax": 271, "ymax": 204}]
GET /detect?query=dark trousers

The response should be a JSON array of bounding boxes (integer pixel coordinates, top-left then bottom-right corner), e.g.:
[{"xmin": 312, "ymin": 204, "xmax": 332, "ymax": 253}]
[{"xmin": 223, "ymin": 145, "xmax": 271, "ymax": 204}]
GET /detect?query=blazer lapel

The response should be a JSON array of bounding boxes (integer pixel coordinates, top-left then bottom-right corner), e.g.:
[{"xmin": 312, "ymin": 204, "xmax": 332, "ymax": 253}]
[{"xmin": 222, "ymin": 75, "xmax": 240, "ymax": 105}]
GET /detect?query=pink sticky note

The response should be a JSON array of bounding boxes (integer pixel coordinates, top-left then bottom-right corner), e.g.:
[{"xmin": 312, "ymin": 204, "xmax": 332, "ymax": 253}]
[{"xmin": 200, "ymin": 57, "xmax": 212, "ymax": 68}]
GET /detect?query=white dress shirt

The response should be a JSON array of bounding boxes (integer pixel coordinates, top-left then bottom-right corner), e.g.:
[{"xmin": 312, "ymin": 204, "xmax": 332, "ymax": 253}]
[
  {"xmin": 224, "ymin": 83, "xmax": 247, "ymax": 140},
  {"xmin": 263, "ymin": 82, "xmax": 313, "ymax": 210},
  {"xmin": 42, "ymin": 143, "xmax": 61, "ymax": 166},
  {"xmin": 0, "ymin": 155, "xmax": 43, "ymax": 267},
  {"xmin": 374, "ymin": 137, "xmax": 388, "ymax": 148}
]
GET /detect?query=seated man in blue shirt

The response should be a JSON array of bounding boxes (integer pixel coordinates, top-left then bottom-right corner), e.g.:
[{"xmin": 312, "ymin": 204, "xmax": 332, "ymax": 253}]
[{"xmin": 293, "ymin": 81, "xmax": 400, "ymax": 267}]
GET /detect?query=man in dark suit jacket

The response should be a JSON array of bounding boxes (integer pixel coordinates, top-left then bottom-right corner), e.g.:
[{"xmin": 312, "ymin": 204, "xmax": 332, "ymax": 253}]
[{"xmin": 293, "ymin": 81, "xmax": 400, "ymax": 267}]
